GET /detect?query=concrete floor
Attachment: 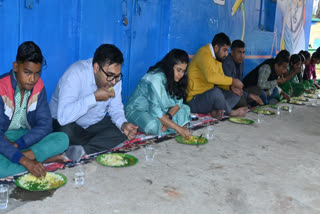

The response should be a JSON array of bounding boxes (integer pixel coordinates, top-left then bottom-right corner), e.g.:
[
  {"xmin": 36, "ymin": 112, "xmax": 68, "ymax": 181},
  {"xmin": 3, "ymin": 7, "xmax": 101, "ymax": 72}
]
[{"xmin": 3, "ymin": 102, "xmax": 320, "ymax": 214}]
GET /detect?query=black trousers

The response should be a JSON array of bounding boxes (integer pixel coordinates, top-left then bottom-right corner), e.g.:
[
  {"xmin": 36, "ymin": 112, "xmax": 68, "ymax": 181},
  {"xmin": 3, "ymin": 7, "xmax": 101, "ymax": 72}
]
[{"xmin": 53, "ymin": 117, "xmax": 127, "ymax": 154}]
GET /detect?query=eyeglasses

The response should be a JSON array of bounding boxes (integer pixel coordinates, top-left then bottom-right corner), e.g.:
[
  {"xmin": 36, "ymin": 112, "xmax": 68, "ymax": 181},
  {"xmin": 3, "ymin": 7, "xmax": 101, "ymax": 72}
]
[{"xmin": 99, "ymin": 64, "xmax": 123, "ymax": 82}]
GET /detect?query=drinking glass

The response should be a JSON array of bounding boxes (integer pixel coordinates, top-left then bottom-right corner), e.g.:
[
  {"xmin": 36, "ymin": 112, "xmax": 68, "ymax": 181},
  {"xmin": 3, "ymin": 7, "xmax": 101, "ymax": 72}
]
[
  {"xmin": 257, "ymin": 113, "xmax": 264, "ymax": 123},
  {"xmin": 206, "ymin": 126, "xmax": 214, "ymax": 140},
  {"xmin": 74, "ymin": 164, "xmax": 85, "ymax": 186},
  {"xmin": 0, "ymin": 184, "xmax": 8, "ymax": 209},
  {"xmin": 144, "ymin": 144, "xmax": 156, "ymax": 162}
]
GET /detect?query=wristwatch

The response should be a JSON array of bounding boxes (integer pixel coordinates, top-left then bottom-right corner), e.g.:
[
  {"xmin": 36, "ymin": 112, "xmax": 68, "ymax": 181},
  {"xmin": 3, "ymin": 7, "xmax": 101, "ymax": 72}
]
[{"xmin": 167, "ymin": 113, "xmax": 173, "ymax": 120}]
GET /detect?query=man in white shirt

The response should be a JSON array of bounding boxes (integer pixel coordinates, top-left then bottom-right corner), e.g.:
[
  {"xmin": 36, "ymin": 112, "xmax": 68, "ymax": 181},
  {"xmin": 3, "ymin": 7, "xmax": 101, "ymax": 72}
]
[{"xmin": 49, "ymin": 44, "xmax": 138, "ymax": 161}]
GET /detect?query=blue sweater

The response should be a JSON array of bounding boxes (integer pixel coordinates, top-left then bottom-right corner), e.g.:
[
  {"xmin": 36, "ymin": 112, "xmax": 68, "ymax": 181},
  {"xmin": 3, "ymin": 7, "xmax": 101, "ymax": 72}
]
[{"xmin": 0, "ymin": 71, "xmax": 52, "ymax": 164}]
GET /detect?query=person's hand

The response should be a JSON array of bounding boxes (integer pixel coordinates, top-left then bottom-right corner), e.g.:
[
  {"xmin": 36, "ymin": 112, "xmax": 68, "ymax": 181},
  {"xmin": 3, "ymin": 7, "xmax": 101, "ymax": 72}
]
[
  {"xmin": 231, "ymin": 78, "xmax": 243, "ymax": 89},
  {"xmin": 19, "ymin": 156, "xmax": 46, "ymax": 177},
  {"xmin": 277, "ymin": 78, "xmax": 286, "ymax": 85},
  {"xmin": 121, "ymin": 122, "xmax": 138, "ymax": 140},
  {"xmin": 161, "ymin": 125, "xmax": 168, "ymax": 132},
  {"xmin": 94, "ymin": 87, "xmax": 115, "ymax": 101},
  {"xmin": 177, "ymin": 127, "xmax": 190, "ymax": 139},
  {"xmin": 231, "ymin": 86, "xmax": 243, "ymax": 96},
  {"xmin": 248, "ymin": 93, "xmax": 264, "ymax": 106},
  {"xmin": 283, "ymin": 93, "xmax": 291, "ymax": 102}
]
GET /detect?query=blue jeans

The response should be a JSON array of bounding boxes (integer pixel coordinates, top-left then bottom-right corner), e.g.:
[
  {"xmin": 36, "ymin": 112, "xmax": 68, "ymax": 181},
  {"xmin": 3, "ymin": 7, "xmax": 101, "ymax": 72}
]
[{"xmin": 260, "ymin": 87, "xmax": 279, "ymax": 105}]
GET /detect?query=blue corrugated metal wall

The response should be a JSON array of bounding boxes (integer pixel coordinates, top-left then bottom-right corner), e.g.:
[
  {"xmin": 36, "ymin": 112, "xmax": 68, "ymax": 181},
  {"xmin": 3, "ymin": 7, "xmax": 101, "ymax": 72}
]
[
  {"xmin": 0, "ymin": 0, "xmax": 170, "ymax": 102},
  {"xmin": 0, "ymin": 0, "xmax": 313, "ymax": 103}
]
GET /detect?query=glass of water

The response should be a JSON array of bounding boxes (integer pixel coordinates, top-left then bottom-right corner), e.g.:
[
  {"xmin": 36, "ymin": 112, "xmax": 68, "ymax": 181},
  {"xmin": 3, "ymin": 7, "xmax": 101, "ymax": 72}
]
[
  {"xmin": 288, "ymin": 104, "xmax": 293, "ymax": 113},
  {"xmin": 206, "ymin": 125, "xmax": 214, "ymax": 140},
  {"xmin": 276, "ymin": 105, "xmax": 281, "ymax": 115},
  {"xmin": 0, "ymin": 184, "xmax": 8, "ymax": 209},
  {"xmin": 74, "ymin": 164, "xmax": 85, "ymax": 186},
  {"xmin": 257, "ymin": 113, "xmax": 264, "ymax": 123},
  {"xmin": 144, "ymin": 144, "xmax": 156, "ymax": 162},
  {"xmin": 311, "ymin": 99, "xmax": 317, "ymax": 107}
]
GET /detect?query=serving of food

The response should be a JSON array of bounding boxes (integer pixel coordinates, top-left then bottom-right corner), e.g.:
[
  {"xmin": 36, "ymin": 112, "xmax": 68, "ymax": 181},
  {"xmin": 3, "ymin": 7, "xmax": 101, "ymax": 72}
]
[
  {"xmin": 252, "ymin": 108, "xmax": 275, "ymax": 115},
  {"xmin": 292, "ymin": 97, "xmax": 308, "ymax": 102},
  {"xmin": 15, "ymin": 172, "xmax": 67, "ymax": 191},
  {"xmin": 281, "ymin": 106, "xmax": 289, "ymax": 111},
  {"xmin": 289, "ymin": 100, "xmax": 305, "ymax": 105},
  {"xmin": 228, "ymin": 117, "xmax": 254, "ymax": 125},
  {"xmin": 304, "ymin": 94, "xmax": 315, "ymax": 98},
  {"xmin": 176, "ymin": 135, "xmax": 208, "ymax": 145},
  {"xmin": 96, "ymin": 153, "xmax": 138, "ymax": 167}
]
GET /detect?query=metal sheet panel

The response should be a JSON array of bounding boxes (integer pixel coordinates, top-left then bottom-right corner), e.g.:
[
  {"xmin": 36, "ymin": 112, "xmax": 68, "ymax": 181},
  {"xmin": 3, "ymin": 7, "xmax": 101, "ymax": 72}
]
[
  {"xmin": 18, "ymin": 0, "xmax": 81, "ymax": 99},
  {"xmin": 0, "ymin": 1, "xmax": 20, "ymax": 75}
]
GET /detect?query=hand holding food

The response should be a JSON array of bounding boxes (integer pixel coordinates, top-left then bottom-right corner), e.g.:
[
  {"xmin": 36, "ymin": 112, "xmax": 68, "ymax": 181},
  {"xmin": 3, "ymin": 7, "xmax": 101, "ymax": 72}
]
[
  {"xmin": 94, "ymin": 87, "xmax": 115, "ymax": 101},
  {"xmin": 178, "ymin": 127, "xmax": 190, "ymax": 139},
  {"xmin": 20, "ymin": 157, "xmax": 47, "ymax": 178}
]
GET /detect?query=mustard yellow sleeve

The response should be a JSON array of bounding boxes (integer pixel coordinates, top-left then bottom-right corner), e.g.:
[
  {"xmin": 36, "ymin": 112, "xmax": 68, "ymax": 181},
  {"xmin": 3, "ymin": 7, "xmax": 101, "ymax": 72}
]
[
  {"xmin": 196, "ymin": 51, "xmax": 232, "ymax": 86},
  {"xmin": 217, "ymin": 84, "xmax": 230, "ymax": 90}
]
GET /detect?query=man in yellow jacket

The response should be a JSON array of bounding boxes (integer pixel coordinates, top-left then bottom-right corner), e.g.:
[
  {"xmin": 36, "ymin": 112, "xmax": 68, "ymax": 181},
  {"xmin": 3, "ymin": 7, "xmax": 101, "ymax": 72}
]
[{"xmin": 187, "ymin": 33, "xmax": 248, "ymax": 120}]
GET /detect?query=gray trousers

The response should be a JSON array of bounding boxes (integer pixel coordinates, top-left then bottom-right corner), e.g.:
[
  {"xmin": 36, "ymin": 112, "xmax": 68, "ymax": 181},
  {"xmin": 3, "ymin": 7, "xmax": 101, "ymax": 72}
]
[
  {"xmin": 236, "ymin": 86, "xmax": 261, "ymax": 108},
  {"xmin": 187, "ymin": 87, "xmax": 240, "ymax": 115},
  {"xmin": 53, "ymin": 117, "xmax": 127, "ymax": 154}
]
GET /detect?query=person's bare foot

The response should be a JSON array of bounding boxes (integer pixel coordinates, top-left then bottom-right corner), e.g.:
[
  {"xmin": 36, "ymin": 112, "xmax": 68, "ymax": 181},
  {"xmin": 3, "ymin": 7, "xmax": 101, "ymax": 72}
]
[
  {"xmin": 210, "ymin": 109, "xmax": 225, "ymax": 120},
  {"xmin": 43, "ymin": 154, "xmax": 67, "ymax": 164},
  {"xmin": 229, "ymin": 107, "xmax": 248, "ymax": 117}
]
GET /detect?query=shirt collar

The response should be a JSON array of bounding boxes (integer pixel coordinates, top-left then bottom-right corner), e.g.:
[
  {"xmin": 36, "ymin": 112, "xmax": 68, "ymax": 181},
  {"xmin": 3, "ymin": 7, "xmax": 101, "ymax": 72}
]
[{"xmin": 209, "ymin": 43, "xmax": 216, "ymax": 59}]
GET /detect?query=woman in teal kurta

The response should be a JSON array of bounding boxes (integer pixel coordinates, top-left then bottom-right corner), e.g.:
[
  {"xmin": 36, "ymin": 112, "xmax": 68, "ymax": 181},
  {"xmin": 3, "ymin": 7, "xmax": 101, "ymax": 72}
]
[{"xmin": 125, "ymin": 49, "xmax": 191, "ymax": 138}]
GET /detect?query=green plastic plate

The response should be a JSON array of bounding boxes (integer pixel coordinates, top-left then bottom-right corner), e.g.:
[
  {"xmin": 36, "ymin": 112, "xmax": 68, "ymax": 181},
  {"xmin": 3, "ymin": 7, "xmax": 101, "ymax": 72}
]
[
  {"xmin": 96, "ymin": 153, "xmax": 138, "ymax": 167},
  {"xmin": 175, "ymin": 135, "xmax": 208, "ymax": 145},
  {"xmin": 228, "ymin": 117, "xmax": 254, "ymax": 125},
  {"xmin": 289, "ymin": 100, "xmax": 305, "ymax": 105},
  {"xmin": 252, "ymin": 108, "xmax": 275, "ymax": 115},
  {"xmin": 15, "ymin": 172, "xmax": 67, "ymax": 191}
]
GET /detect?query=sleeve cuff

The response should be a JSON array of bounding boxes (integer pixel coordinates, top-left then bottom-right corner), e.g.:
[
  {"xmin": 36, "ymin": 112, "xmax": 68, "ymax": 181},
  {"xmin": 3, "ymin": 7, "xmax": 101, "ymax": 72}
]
[
  {"xmin": 85, "ymin": 93, "xmax": 97, "ymax": 109},
  {"xmin": 16, "ymin": 138, "xmax": 27, "ymax": 150},
  {"xmin": 227, "ymin": 76, "xmax": 233, "ymax": 85},
  {"xmin": 116, "ymin": 118, "xmax": 128, "ymax": 132},
  {"xmin": 12, "ymin": 151, "xmax": 24, "ymax": 164}
]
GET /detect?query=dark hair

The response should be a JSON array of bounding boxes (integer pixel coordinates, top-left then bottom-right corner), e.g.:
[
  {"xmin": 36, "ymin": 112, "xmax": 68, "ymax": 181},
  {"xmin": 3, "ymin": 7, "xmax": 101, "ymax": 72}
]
[
  {"xmin": 93, "ymin": 44, "xmax": 124, "ymax": 67},
  {"xmin": 231, "ymin": 40, "xmax": 245, "ymax": 50},
  {"xmin": 275, "ymin": 50, "xmax": 290, "ymax": 65},
  {"xmin": 289, "ymin": 54, "xmax": 301, "ymax": 66},
  {"xmin": 211, "ymin": 32, "xmax": 231, "ymax": 47},
  {"xmin": 16, "ymin": 41, "xmax": 45, "ymax": 65},
  {"xmin": 147, "ymin": 49, "xmax": 189, "ymax": 99},
  {"xmin": 298, "ymin": 52, "xmax": 305, "ymax": 63},
  {"xmin": 311, "ymin": 51, "xmax": 320, "ymax": 61},
  {"xmin": 299, "ymin": 50, "xmax": 310, "ymax": 61}
]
